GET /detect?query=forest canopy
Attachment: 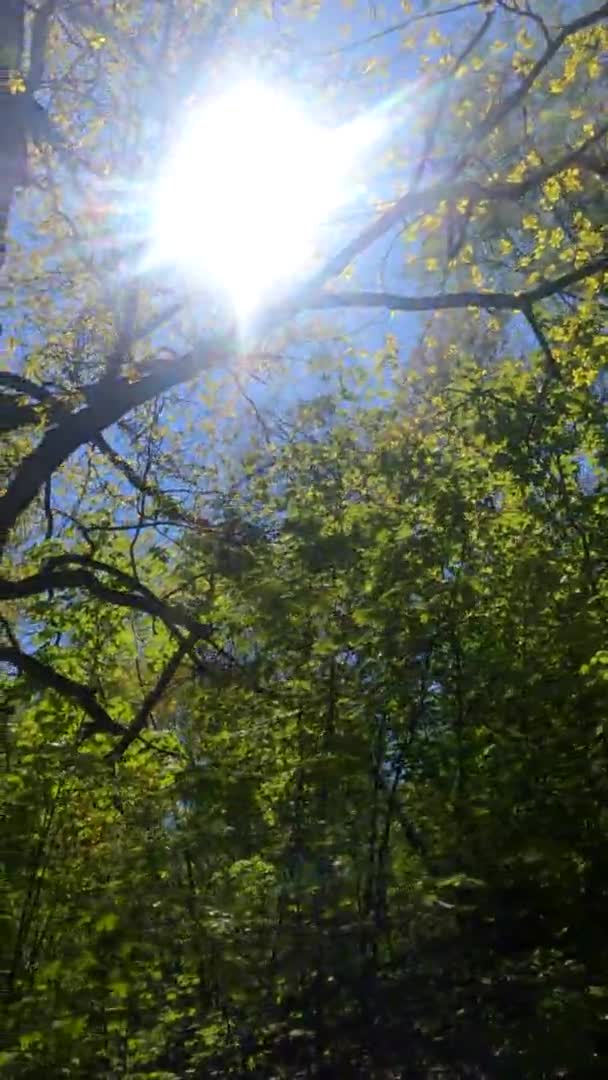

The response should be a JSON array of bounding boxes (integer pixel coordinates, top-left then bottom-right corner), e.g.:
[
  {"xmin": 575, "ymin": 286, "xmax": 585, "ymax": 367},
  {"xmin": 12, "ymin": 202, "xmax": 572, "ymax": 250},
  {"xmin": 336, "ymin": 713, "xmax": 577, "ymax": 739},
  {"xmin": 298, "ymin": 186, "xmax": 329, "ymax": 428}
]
[{"xmin": 1, "ymin": 0, "xmax": 608, "ymax": 1076}]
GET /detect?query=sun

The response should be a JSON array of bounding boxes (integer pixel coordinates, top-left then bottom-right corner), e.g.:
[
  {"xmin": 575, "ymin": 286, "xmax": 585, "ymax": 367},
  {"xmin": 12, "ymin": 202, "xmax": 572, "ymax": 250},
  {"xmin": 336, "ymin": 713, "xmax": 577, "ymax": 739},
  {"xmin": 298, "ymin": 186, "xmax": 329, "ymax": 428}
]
[{"xmin": 151, "ymin": 82, "xmax": 381, "ymax": 317}]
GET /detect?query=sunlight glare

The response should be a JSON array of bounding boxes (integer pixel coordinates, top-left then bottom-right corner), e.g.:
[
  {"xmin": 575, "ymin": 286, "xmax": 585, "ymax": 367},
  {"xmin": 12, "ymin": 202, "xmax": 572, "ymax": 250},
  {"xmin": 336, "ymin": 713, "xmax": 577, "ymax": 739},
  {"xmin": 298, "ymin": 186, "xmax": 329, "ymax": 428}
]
[{"xmin": 151, "ymin": 83, "xmax": 383, "ymax": 316}]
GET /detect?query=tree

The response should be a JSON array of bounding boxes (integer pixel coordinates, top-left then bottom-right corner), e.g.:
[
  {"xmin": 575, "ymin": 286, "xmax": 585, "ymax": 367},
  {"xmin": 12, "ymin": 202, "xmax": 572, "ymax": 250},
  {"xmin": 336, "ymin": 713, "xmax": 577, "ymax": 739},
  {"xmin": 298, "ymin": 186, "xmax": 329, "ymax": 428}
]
[{"xmin": 1, "ymin": 1, "xmax": 608, "ymax": 1075}]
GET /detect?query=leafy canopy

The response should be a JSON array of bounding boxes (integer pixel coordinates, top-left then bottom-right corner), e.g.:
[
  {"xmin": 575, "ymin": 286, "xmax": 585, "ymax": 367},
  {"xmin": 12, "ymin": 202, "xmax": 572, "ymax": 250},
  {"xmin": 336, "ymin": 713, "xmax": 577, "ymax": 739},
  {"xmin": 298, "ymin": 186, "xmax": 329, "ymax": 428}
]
[{"xmin": 1, "ymin": 0, "xmax": 608, "ymax": 1076}]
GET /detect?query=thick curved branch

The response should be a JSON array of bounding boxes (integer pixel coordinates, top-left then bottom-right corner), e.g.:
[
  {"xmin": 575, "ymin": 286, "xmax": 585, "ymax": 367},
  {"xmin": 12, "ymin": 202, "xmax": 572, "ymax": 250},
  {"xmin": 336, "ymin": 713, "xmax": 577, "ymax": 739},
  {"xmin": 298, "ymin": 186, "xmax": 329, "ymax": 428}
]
[
  {"xmin": 0, "ymin": 335, "xmax": 231, "ymax": 553},
  {"xmin": 0, "ymin": 562, "xmax": 214, "ymax": 643},
  {"xmin": 0, "ymin": 644, "xmax": 124, "ymax": 736},
  {"xmin": 0, "ymin": 372, "xmax": 55, "ymax": 401},
  {"xmin": 0, "ymin": 396, "xmax": 39, "ymax": 432}
]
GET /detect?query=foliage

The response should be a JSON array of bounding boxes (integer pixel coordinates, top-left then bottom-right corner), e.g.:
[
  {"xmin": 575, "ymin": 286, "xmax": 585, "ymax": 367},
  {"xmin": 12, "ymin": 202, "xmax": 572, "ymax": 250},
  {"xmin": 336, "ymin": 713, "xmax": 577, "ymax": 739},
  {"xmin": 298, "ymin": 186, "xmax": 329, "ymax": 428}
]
[{"xmin": 1, "ymin": 1, "xmax": 608, "ymax": 1077}]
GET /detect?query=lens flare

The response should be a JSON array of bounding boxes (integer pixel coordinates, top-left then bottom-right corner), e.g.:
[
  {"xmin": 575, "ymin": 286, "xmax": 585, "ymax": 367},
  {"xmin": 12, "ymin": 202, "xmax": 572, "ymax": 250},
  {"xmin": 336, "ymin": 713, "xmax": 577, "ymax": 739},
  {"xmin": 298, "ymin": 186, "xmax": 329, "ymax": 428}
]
[{"xmin": 151, "ymin": 82, "xmax": 385, "ymax": 317}]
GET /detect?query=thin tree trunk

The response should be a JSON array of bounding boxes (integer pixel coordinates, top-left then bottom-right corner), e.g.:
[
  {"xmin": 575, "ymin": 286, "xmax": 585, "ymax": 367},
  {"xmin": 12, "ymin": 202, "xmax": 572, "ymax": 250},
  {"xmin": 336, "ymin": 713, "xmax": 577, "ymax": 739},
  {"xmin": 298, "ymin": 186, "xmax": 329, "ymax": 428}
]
[{"xmin": 0, "ymin": 1, "xmax": 26, "ymax": 273}]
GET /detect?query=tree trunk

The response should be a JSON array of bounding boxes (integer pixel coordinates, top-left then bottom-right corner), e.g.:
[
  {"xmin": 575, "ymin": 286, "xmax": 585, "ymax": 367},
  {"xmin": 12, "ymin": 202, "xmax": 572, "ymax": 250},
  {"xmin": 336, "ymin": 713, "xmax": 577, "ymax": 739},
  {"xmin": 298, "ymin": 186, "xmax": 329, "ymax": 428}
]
[{"xmin": 0, "ymin": 0, "xmax": 26, "ymax": 272}]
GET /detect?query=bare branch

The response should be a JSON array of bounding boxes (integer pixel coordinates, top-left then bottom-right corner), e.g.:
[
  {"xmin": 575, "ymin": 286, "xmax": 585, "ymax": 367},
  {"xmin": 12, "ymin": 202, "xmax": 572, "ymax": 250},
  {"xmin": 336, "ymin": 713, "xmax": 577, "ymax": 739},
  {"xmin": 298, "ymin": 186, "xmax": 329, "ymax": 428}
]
[
  {"xmin": 307, "ymin": 255, "xmax": 608, "ymax": 319},
  {"xmin": 412, "ymin": 9, "xmax": 496, "ymax": 190},
  {"xmin": 310, "ymin": 288, "xmax": 520, "ymax": 314},
  {"xmin": 306, "ymin": 0, "xmax": 486, "ymax": 57},
  {"xmin": 497, "ymin": 0, "xmax": 552, "ymax": 46},
  {"xmin": 93, "ymin": 432, "xmax": 209, "ymax": 530},
  {"xmin": 295, "ymin": 129, "xmax": 608, "ymax": 299},
  {"xmin": 43, "ymin": 477, "xmax": 53, "ymax": 540}
]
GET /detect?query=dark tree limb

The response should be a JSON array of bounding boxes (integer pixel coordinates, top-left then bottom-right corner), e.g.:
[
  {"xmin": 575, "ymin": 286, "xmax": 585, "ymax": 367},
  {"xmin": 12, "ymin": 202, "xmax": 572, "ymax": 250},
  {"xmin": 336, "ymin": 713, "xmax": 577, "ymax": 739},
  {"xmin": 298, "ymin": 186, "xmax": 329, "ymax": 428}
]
[
  {"xmin": 107, "ymin": 634, "xmax": 194, "ymax": 761},
  {"xmin": 43, "ymin": 478, "xmax": 53, "ymax": 540},
  {"xmin": 522, "ymin": 302, "xmax": 559, "ymax": 379},
  {"xmin": 94, "ymin": 431, "xmax": 161, "ymax": 500},
  {"xmin": 27, "ymin": 0, "xmax": 56, "ymax": 94},
  {"xmin": 0, "ymin": 645, "xmax": 124, "ymax": 736},
  {"xmin": 0, "ymin": 371, "xmax": 55, "ymax": 401},
  {"xmin": 0, "ymin": 371, "xmax": 60, "ymax": 431},
  {"xmin": 0, "ymin": 335, "xmax": 231, "ymax": 553},
  {"xmin": 271, "ymin": 136, "xmax": 608, "ymax": 317},
  {"xmin": 0, "ymin": 561, "xmax": 214, "ymax": 644},
  {"xmin": 579, "ymin": 153, "xmax": 608, "ymax": 181},
  {"xmin": 0, "ymin": 0, "xmax": 26, "ymax": 271},
  {"xmin": 0, "ymin": 396, "xmax": 39, "ymax": 432},
  {"xmin": 308, "ymin": 255, "xmax": 608, "ymax": 318}
]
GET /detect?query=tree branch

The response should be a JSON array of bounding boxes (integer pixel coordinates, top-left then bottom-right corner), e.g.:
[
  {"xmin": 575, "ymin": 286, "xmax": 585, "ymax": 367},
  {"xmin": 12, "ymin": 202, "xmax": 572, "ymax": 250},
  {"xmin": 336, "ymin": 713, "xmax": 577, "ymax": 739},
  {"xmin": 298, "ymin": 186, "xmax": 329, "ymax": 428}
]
[
  {"xmin": 307, "ymin": 255, "xmax": 608, "ymax": 319},
  {"xmin": 93, "ymin": 432, "xmax": 209, "ymax": 530},
  {"xmin": 0, "ymin": 644, "xmax": 124, "ymax": 736},
  {"xmin": 0, "ymin": 561, "xmax": 214, "ymax": 644},
  {"xmin": 2, "ymin": 248, "xmax": 605, "ymax": 552},
  {"xmin": 0, "ymin": 371, "xmax": 54, "ymax": 402},
  {"xmin": 0, "ymin": 335, "xmax": 232, "ymax": 554},
  {"xmin": 309, "ymin": 1, "xmax": 487, "ymax": 59},
  {"xmin": 107, "ymin": 634, "xmax": 193, "ymax": 761},
  {"xmin": 0, "ymin": 0, "xmax": 26, "ymax": 272},
  {"xmin": 522, "ymin": 302, "xmax": 559, "ymax": 378},
  {"xmin": 27, "ymin": 0, "xmax": 55, "ymax": 94},
  {"xmin": 0, "ymin": 74, "xmax": 605, "ymax": 548},
  {"xmin": 0, "ymin": 373, "xmax": 66, "ymax": 431},
  {"xmin": 274, "ymin": 132, "xmax": 608, "ymax": 310},
  {"xmin": 0, "ymin": 395, "xmax": 39, "ymax": 432},
  {"xmin": 474, "ymin": 2, "xmax": 608, "ymax": 142},
  {"xmin": 311, "ymin": 288, "xmax": 519, "ymax": 314}
]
